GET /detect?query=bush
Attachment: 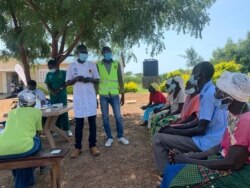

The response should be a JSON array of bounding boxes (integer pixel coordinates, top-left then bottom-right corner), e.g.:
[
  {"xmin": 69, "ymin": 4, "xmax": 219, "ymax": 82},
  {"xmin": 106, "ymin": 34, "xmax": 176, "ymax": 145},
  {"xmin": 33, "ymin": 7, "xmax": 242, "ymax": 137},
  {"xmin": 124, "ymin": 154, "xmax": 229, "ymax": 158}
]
[
  {"xmin": 66, "ymin": 86, "xmax": 73, "ymax": 94},
  {"xmin": 37, "ymin": 85, "xmax": 49, "ymax": 95},
  {"xmin": 124, "ymin": 81, "xmax": 138, "ymax": 93},
  {"xmin": 213, "ymin": 60, "xmax": 241, "ymax": 83}
]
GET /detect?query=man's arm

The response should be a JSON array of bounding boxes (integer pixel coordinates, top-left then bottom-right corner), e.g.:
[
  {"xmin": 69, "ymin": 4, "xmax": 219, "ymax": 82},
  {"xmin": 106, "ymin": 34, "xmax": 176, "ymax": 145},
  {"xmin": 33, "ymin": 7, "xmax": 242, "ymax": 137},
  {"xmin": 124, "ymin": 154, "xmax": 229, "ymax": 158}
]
[
  {"xmin": 161, "ymin": 119, "xmax": 209, "ymax": 137},
  {"xmin": 117, "ymin": 63, "xmax": 125, "ymax": 105}
]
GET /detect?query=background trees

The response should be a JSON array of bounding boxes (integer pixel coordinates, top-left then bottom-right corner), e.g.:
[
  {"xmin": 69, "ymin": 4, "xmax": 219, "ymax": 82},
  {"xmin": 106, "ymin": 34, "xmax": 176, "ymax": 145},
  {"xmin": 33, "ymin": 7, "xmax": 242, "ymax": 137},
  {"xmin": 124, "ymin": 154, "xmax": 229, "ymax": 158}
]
[
  {"xmin": 211, "ymin": 32, "xmax": 250, "ymax": 73},
  {"xmin": 0, "ymin": 0, "xmax": 216, "ymax": 80},
  {"xmin": 180, "ymin": 47, "xmax": 204, "ymax": 67}
]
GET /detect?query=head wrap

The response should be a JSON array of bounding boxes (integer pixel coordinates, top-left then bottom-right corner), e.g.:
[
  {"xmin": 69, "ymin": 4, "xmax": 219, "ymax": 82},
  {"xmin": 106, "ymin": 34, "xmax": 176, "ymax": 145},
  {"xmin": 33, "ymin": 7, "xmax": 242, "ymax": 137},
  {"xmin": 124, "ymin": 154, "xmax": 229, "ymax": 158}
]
[
  {"xmin": 18, "ymin": 90, "xmax": 36, "ymax": 107},
  {"xmin": 150, "ymin": 83, "xmax": 159, "ymax": 91},
  {"xmin": 172, "ymin": 76, "xmax": 184, "ymax": 88},
  {"xmin": 216, "ymin": 71, "xmax": 250, "ymax": 102}
]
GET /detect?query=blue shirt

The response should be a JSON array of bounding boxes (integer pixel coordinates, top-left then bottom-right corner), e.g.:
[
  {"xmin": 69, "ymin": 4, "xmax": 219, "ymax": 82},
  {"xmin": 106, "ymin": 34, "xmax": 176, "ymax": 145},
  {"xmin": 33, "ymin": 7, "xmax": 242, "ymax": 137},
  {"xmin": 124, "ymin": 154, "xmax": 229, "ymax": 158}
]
[{"xmin": 192, "ymin": 81, "xmax": 228, "ymax": 151}]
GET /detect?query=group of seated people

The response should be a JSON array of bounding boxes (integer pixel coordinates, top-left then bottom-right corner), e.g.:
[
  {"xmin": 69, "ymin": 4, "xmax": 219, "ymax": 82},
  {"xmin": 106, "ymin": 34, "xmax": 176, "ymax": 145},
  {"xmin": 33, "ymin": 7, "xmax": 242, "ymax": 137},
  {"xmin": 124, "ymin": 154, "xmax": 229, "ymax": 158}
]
[{"xmin": 141, "ymin": 61, "xmax": 250, "ymax": 187}]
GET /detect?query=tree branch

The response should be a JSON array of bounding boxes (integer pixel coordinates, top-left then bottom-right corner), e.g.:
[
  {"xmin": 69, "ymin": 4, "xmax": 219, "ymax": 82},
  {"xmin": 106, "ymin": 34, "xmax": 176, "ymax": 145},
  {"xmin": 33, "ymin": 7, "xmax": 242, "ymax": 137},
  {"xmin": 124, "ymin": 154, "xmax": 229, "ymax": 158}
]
[
  {"xmin": 59, "ymin": 29, "xmax": 67, "ymax": 55},
  {"xmin": 26, "ymin": 0, "xmax": 52, "ymax": 34},
  {"xmin": 57, "ymin": 26, "xmax": 85, "ymax": 64}
]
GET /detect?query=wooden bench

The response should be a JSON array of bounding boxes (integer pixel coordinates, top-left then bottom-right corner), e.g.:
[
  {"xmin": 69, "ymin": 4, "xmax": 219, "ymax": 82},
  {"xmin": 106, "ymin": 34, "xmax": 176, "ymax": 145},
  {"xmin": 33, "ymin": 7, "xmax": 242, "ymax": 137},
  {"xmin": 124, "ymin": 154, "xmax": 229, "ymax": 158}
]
[{"xmin": 0, "ymin": 148, "xmax": 69, "ymax": 188}]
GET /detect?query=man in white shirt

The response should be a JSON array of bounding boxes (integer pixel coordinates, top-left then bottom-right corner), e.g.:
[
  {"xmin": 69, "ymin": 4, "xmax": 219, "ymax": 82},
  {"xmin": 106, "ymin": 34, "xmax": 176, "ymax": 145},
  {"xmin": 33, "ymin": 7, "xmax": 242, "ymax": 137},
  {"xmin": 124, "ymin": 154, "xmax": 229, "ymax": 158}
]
[
  {"xmin": 27, "ymin": 80, "xmax": 47, "ymax": 105},
  {"xmin": 66, "ymin": 44, "xmax": 100, "ymax": 158}
]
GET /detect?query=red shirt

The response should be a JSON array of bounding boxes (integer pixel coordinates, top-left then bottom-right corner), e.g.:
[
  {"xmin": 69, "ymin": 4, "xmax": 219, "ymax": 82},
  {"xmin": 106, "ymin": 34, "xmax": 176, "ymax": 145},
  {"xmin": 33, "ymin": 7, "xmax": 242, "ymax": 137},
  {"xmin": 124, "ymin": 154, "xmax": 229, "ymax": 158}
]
[{"xmin": 149, "ymin": 91, "xmax": 166, "ymax": 104}]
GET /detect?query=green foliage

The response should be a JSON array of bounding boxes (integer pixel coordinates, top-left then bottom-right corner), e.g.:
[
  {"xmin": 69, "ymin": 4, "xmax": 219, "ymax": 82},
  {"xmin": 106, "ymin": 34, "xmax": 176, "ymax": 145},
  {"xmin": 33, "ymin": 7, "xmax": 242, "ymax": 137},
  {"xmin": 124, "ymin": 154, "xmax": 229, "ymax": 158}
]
[
  {"xmin": 212, "ymin": 60, "xmax": 241, "ymax": 82},
  {"xmin": 124, "ymin": 81, "xmax": 138, "ymax": 93},
  {"xmin": 179, "ymin": 47, "xmax": 204, "ymax": 67},
  {"xmin": 66, "ymin": 86, "xmax": 73, "ymax": 95},
  {"xmin": 162, "ymin": 70, "xmax": 182, "ymax": 80},
  {"xmin": 0, "ymin": 0, "xmax": 216, "ymax": 80},
  {"xmin": 211, "ymin": 32, "xmax": 250, "ymax": 73},
  {"xmin": 37, "ymin": 85, "xmax": 49, "ymax": 95}
]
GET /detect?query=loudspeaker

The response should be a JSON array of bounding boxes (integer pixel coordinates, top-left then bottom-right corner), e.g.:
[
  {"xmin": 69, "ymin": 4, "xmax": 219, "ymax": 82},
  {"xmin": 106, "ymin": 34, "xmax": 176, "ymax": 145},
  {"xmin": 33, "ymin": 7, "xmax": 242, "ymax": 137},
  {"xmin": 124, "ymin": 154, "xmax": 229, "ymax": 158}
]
[{"xmin": 143, "ymin": 59, "xmax": 158, "ymax": 76}]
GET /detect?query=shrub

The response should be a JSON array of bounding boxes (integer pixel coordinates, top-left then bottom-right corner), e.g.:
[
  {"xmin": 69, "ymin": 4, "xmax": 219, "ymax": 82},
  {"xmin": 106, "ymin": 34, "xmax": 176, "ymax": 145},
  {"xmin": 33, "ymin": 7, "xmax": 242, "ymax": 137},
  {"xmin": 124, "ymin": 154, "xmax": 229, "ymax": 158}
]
[
  {"xmin": 124, "ymin": 81, "xmax": 138, "ymax": 93},
  {"xmin": 37, "ymin": 85, "xmax": 49, "ymax": 95},
  {"xmin": 66, "ymin": 86, "xmax": 73, "ymax": 94}
]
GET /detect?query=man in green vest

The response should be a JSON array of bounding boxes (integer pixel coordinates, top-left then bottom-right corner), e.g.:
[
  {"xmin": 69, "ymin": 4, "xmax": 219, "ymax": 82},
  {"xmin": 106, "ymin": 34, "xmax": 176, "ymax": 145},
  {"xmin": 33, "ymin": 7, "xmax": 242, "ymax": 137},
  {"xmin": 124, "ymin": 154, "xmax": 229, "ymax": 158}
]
[{"xmin": 97, "ymin": 46, "xmax": 129, "ymax": 147}]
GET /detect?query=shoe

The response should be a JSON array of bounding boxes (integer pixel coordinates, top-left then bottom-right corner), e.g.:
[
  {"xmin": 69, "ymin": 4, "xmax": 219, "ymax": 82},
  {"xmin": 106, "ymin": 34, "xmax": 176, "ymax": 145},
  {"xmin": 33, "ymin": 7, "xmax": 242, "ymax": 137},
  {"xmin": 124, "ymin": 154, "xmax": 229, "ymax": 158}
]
[
  {"xmin": 118, "ymin": 137, "xmax": 129, "ymax": 145},
  {"xmin": 105, "ymin": 138, "xmax": 114, "ymax": 147},
  {"xmin": 66, "ymin": 130, "xmax": 73, "ymax": 137},
  {"xmin": 90, "ymin": 147, "xmax": 100, "ymax": 156},
  {"xmin": 71, "ymin": 149, "xmax": 82, "ymax": 158}
]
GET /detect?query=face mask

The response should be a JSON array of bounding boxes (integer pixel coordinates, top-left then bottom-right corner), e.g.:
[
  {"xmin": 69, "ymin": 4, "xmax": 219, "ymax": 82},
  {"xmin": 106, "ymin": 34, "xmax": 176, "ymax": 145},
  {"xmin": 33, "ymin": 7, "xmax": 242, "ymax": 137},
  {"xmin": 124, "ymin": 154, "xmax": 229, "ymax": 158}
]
[
  {"xmin": 79, "ymin": 53, "xmax": 88, "ymax": 62},
  {"xmin": 189, "ymin": 73, "xmax": 200, "ymax": 86},
  {"xmin": 214, "ymin": 97, "xmax": 230, "ymax": 110},
  {"xmin": 104, "ymin": 52, "xmax": 112, "ymax": 61},
  {"xmin": 166, "ymin": 84, "xmax": 176, "ymax": 93},
  {"xmin": 49, "ymin": 68, "xmax": 56, "ymax": 73},
  {"xmin": 185, "ymin": 87, "xmax": 196, "ymax": 95}
]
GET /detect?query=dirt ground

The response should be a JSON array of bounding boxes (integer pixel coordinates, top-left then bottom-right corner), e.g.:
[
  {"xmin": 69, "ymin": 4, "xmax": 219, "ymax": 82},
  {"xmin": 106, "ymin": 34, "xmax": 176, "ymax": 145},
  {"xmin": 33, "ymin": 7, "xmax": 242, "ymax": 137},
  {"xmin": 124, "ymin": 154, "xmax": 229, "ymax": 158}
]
[{"xmin": 0, "ymin": 93, "xmax": 163, "ymax": 188}]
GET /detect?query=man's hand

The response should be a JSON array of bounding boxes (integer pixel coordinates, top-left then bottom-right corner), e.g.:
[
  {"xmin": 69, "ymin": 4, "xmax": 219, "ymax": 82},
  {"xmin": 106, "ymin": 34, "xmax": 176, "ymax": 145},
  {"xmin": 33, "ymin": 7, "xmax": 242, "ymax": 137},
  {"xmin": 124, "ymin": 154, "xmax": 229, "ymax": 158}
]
[
  {"xmin": 120, "ymin": 93, "xmax": 125, "ymax": 106},
  {"xmin": 168, "ymin": 149, "xmax": 187, "ymax": 164}
]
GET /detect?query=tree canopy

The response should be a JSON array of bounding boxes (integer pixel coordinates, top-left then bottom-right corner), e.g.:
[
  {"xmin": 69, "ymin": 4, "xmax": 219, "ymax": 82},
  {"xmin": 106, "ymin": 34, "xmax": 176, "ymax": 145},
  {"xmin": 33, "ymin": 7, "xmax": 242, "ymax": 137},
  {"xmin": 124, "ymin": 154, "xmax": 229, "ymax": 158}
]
[
  {"xmin": 211, "ymin": 32, "xmax": 250, "ymax": 73},
  {"xmin": 0, "ymin": 0, "xmax": 216, "ymax": 80}
]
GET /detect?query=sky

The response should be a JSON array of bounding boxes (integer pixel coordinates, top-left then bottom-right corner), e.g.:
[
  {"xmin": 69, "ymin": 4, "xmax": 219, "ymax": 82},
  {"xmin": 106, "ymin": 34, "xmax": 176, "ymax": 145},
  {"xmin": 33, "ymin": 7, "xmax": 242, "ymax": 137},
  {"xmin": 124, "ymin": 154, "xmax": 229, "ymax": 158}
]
[
  {"xmin": 1, "ymin": 0, "xmax": 250, "ymax": 75},
  {"xmin": 124, "ymin": 0, "xmax": 250, "ymax": 74}
]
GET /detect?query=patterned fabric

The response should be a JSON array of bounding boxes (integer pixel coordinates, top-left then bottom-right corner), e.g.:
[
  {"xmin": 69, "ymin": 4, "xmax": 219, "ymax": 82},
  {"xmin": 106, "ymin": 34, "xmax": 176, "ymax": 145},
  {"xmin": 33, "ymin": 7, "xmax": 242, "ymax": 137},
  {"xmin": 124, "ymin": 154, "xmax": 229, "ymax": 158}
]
[
  {"xmin": 150, "ymin": 110, "xmax": 178, "ymax": 139},
  {"xmin": 162, "ymin": 162, "xmax": 250, "ymax": 188}
]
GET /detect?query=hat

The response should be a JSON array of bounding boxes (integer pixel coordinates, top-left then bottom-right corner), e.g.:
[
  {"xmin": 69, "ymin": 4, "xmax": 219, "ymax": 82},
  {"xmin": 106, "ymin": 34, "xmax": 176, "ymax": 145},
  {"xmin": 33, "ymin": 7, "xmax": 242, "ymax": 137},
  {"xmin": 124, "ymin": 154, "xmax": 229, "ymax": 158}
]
[
  {"xmin": 150, "ymin": 83, "xmax": 159, "ymax": 91},
  {"xmin": 216, "ymin": 71, "xmax": 250, "ymax": 102},
  {"xmin": 18, "ymin": 90, "xmax": 36, "ymax": 107}
]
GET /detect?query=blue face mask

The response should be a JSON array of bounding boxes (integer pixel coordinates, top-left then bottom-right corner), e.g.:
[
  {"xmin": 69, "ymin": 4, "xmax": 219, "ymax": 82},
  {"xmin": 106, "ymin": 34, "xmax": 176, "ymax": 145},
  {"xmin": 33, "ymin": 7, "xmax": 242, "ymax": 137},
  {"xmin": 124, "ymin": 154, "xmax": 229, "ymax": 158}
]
[
  {"xmin": 104, "ymin": 52, "xmax": 112, "ymax": 61},
  {"xmin": 214, "ymin": 97, "xmax": 229, "ymax": 110},
  {"xmin": 79, "ymin": 53, "xmax": 88, "ymax": 62}
]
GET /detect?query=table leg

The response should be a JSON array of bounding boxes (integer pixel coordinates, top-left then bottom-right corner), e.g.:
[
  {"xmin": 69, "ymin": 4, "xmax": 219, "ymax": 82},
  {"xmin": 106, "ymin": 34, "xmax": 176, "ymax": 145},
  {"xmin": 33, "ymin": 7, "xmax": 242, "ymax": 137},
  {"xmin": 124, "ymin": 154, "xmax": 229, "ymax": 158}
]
[
  {"xmin": 44, "ymin": 116, "xmax": 56, "ymax": 149},
  {"xmin": 51, "ymin": 125, "xmax": 71, "ymax": 142}
]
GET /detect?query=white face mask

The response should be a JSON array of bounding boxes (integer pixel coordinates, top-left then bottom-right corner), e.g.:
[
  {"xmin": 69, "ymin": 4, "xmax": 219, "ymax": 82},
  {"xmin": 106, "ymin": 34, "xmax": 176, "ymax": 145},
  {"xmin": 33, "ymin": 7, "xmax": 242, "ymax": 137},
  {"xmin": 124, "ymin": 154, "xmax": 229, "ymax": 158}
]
[
  {"xmin": 49, "ymin": 68, "xmax": 56, "ymax": 73},
  {"xmin": 166, "ymin": 84, "xmax": 176, "ymax": 93},
  {"xmin": 185, "ymin": 87, "xmax": 196, "ymax": 95}
]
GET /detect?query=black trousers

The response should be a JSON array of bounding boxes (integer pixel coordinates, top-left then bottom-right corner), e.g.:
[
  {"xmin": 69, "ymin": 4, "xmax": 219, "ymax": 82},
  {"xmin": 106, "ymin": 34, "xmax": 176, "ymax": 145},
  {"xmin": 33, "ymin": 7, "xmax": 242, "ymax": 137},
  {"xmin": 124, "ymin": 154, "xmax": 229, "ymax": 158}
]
[{"xmin": 75, "ymin": 116, "xmax": 97, "ymax": 149}]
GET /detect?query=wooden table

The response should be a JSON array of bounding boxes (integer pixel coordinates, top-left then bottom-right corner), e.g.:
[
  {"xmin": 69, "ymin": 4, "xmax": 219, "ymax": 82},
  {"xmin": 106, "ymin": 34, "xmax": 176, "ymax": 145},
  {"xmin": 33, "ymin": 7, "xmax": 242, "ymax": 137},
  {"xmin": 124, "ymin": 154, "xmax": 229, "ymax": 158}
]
[{"xmin": 42, "ymin": 104, "xmax": 73, "ymax": 149}]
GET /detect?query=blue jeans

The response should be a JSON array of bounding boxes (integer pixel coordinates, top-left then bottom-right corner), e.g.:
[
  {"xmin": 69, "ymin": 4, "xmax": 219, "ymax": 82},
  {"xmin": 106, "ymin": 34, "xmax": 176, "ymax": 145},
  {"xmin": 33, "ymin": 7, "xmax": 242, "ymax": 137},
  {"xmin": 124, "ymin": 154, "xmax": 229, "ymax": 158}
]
[
  {"xmin": 100, "ymin": 95, "xmax": 123, "ymax": 139},
  {"xmin": 0, "ymin": 137, "xmax": 41, "ymax": 188}
]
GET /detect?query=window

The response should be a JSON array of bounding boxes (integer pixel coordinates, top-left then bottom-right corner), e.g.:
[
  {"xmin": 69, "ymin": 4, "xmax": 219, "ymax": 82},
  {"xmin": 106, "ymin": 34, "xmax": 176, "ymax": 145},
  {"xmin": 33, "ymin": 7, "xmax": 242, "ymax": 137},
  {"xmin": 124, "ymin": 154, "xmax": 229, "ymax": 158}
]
[{"xmin": 36, "ymin": 69, "xmax": 48, "ymax": 83}]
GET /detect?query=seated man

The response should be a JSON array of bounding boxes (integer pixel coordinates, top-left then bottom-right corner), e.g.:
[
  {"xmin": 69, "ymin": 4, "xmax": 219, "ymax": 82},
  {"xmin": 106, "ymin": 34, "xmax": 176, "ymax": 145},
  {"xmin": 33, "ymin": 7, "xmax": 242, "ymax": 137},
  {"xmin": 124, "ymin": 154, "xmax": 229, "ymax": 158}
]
[
  {"xmin": 153, "ymin": 61, "xmax": 228, "ymax": 174},
  {"xmin": 0, "ymin": 90, "xmax": 42, "ymax": 187},
  {"xmin": 150, "ymin": 76, "xmax": 186, "ymax": 137},
  {"xmin": 161, "ymin": 71, "xmax": 250, "ymax": 188},
  {"xmin": 140, "ymin": 83, "xmax": 166, "ymax": 126},
  {"xmin": 160, "ymin": 79, "xmax": 200, "ymax": 129},
  {"xmin": 26, "ymin": 79, "xmax": 47, "ymax": 106}
]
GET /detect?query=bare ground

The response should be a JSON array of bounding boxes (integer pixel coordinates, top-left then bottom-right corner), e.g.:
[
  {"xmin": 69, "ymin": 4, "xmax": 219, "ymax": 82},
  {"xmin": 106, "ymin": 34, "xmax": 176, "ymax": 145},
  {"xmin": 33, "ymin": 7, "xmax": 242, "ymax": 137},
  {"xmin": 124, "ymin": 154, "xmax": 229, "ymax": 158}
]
[{"xmin": 0, "ymin": 93, "xmax": 162, "ymax": 188}]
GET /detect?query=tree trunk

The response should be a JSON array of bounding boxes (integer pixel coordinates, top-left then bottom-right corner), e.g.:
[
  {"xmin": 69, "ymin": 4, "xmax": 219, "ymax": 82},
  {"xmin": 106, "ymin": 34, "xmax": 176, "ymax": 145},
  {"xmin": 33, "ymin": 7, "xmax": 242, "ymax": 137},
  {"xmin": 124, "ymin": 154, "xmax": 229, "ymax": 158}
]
[{"xmin": 19, "ymin": 45, "xmax": 31, "ymax": 82}]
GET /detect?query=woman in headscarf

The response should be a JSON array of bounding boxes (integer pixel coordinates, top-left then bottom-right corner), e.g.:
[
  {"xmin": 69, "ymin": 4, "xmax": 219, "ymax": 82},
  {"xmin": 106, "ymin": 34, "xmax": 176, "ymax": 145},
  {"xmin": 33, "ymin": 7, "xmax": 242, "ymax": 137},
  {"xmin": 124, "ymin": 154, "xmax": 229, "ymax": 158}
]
[
  {"xmin": 159, "ymin": 79, "xmax": 200, "ymax": 133},
  {"xmin": 140, "ymin": 83, "xmax": 166, "ymax": 126},
  {"xmin": 150, "ymin": 76, "xmax": 186, "ymax": 137},
  {"xmin": 161, "ymin": 71, "xmax": 250, "ymax": 188}
]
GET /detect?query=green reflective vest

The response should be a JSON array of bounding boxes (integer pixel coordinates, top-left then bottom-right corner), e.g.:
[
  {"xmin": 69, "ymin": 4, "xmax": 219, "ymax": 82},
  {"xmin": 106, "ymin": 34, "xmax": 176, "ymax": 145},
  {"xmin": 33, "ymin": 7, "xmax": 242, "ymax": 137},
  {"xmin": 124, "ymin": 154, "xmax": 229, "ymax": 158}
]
[{"xmin": 97, "ymin": 61, "xmax": 119, "ymax": 95}]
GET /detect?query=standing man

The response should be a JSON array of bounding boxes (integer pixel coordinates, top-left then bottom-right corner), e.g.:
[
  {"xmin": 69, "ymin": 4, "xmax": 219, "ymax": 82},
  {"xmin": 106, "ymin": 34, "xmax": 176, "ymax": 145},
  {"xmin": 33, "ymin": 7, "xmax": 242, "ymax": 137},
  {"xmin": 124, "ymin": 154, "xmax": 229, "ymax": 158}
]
[
  {"xmin": 45, "ymin": 59, "xmax": 73, "ymax": 137},
  {"xmin": 97, "ymin": 46, "xmax": 129, "ymax": 147},
  {"xmin": 153, "ymin": 61, "xmax": 228, "ymax": 174},
  {"xmin": 67, "ymin": 44, "xmax": 100, "ymax": 158}
]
